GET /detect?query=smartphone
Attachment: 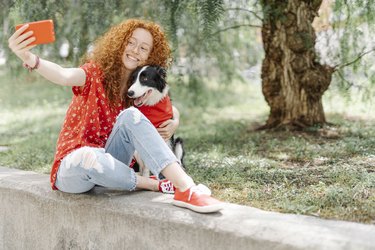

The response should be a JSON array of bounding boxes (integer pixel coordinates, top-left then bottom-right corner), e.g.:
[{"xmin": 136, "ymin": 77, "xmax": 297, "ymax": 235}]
[{"xmin": 15, "ymin": 19, "xmax": 55, "ymax": 45}]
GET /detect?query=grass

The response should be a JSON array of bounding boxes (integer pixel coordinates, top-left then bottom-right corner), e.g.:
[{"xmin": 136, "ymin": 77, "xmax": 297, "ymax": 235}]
[
  {"xmin": 0, "ymin": 71, "xmax": 374, "ymax": 224},
  {"xmin": 0, "ymin": 73, "xmax": 70, "ymax": 173}
]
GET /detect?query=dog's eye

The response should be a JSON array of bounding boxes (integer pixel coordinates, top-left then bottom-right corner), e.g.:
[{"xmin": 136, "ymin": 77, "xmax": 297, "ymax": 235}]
[{"xmin": 141, "ymin": 76, "xmax": 148, "ymax": 81}]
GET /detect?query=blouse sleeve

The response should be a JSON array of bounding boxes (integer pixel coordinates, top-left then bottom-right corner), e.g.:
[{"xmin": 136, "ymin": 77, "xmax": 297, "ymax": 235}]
[{"xmin": 72, "ymin": 62, "xmax": 97, "ymax": 96}]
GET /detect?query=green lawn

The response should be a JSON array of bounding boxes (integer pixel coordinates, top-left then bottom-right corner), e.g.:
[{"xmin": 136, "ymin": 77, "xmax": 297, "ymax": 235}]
[{"xmin": 1, "ymin": 71, "xmax": 374, "ymax": 224}]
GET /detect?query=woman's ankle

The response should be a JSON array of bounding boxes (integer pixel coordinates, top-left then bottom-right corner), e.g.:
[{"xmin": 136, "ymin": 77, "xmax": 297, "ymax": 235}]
[
  {"xmin": 161, "ymin": 162, "xmax": 195, "ymax": 191},
  {"xmin": 175, "ymin": 176, "xmax": 195, "ymax": 192}
]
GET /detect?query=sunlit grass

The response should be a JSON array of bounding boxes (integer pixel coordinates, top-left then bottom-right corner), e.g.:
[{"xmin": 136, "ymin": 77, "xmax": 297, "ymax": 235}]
[
  {"xmin": 0, "ymin": 73, "xmax": 71, "ymax": 173},
  {"xmin": 1, "ymin": 71, "xmax": 374, "ymax": 223}
]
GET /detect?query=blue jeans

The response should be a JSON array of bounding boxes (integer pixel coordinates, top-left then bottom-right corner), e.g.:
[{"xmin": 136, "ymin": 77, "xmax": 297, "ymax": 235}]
[{"xmin": 55, "ymin": 107, "xmax": 179, "ymax": 193}]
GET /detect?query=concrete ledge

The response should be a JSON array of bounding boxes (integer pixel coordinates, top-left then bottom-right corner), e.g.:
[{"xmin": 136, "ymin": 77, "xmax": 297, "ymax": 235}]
[{"xmin": 0, "ymin": 167, "xmax": 374, "ymax": 250}]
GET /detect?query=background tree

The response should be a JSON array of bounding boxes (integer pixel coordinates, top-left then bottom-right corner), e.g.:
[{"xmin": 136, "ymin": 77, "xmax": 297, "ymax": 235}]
[
  {"xmin": 1, "ymin": 0, "xmax": 374, "ymax": 125},
  {"xmin": 163, "ymin": 0, "xmax": 375, "ymax": 129},
  {"xmin": 260, "ymin": 0, "xmax": 333, "ymax": 128}
]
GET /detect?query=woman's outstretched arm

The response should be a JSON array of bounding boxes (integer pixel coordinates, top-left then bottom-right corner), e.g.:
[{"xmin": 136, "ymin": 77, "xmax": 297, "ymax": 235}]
[{"xmin": 8, "ymin": 24, "xmax": 85, "ymax": 87}]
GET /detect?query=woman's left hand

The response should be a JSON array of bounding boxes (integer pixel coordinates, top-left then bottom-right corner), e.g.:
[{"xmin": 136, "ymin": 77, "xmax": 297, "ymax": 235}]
[{"xmin": 157, "ymin": 119, "xmax": 179, "ymax": 141}]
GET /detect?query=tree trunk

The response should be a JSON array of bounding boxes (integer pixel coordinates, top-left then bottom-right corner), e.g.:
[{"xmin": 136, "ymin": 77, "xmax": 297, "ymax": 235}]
[{"xmin": 260, "ymin": 0, "xmax": 334, "ymax": 129}]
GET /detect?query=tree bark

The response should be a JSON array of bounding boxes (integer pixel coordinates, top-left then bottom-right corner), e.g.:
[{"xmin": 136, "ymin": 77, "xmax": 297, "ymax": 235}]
[{"xmin": 260, "ymin": 0, "xmax": 334, "ymax": 129}]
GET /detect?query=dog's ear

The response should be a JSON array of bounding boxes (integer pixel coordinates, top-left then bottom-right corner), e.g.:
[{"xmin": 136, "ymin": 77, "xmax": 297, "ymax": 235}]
[
  {"xmin": 156, "ymin": 66, "xmax": 167, "ymax": 80},
  {"xmin": 154, "ymin": 66, "xmax": 167, "ymax": 93}
]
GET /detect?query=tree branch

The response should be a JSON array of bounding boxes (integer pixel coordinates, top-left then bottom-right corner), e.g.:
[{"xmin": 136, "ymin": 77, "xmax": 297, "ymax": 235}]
[
  {"xmin": 336, "ymin": 70, "xmax": 353, "ymax": 90},
  {"xmin": 225, "ymin": 7, "xmax": 263, "ymax": 21},
  {"xmin": 208, "ymin": 24, "xmax": 261, "ymax": 38},
  {"xmin": 334, "ymin": 48, "xmax": 375, "ymax": 70},
  {"xmin": 336, "ymin": 69, "xmax": 364, "ymax": 91}
]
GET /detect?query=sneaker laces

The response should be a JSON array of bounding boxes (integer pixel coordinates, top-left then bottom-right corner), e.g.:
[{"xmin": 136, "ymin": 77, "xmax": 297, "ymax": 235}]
[{"xmin": 188, "ymin": 184, "xmax": 212, "ymax": 201}]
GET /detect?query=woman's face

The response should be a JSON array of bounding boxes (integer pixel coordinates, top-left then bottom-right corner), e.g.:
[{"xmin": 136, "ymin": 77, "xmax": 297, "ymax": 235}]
[{"xmin": 122, "ymin": 28, "xmax": 153, "ymax": 71}]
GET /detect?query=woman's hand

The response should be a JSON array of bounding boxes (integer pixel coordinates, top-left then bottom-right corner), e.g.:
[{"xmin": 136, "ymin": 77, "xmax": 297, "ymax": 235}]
[
  {"xmin": 8, "ymin": 24, "xmax": 37, "ymax": 66},
  {"xmin": 157, "ymin": 119, "xmax": 179, "ymax": 141}
]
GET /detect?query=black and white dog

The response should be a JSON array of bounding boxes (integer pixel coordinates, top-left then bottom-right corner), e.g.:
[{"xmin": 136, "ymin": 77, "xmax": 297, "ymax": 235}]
[{"xmin": 126, "ymin": 65, "xmax": 185, "ymax": 177}]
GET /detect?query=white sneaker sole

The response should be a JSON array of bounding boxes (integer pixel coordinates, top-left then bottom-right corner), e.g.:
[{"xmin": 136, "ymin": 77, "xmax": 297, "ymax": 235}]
[{"xmin": 172, "ymin": 200, "xmax": 223, "ymax": 213}]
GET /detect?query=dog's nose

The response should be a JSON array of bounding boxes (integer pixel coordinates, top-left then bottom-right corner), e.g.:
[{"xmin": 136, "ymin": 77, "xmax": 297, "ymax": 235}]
[{"xmin": 127, "ymin": 90, "xmax": 135, "ymax": 97}]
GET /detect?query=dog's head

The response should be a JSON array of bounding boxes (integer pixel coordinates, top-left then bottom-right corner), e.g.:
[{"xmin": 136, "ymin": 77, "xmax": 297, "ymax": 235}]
[{"xmin": 127, "ymin": 65, "xmax": 169, "ymax": 107}]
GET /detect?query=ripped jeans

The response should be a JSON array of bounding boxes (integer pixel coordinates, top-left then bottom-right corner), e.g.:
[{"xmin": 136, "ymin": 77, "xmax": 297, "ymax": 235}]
[{"xmin": 55, "ymin": 107, "xmax": 179, "ymax": 193}]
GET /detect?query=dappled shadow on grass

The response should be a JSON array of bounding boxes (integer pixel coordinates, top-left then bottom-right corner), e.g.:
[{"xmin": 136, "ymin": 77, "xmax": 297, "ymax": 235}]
[
  {"xmin": 183, "ymin": 114, "xmax": 375, "ymax": 223},
  {"xmin": 183, "ymin": 114, "xmax": 375, "ymax": 166}
]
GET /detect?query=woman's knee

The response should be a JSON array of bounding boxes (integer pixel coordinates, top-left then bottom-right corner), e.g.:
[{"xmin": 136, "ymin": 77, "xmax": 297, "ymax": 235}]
[
  {"xmin": 116, "ymin": 107, "xmax": 144, "ymax": 127},
  {"xmin": 66, "ymin": 147, "xmax": 97, "ymax": 169}
]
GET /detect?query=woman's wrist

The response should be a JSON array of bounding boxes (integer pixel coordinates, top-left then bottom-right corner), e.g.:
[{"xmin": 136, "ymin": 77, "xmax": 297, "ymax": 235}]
[{"xmin": 23, "ymin": 54, "xmax": 40, "ymax": 72}]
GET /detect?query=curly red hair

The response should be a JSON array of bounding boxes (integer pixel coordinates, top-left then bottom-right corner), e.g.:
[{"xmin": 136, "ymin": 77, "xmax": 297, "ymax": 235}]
[{"xmin": 85, "ymin": 19, "xmax": 172, "ymax": 107}]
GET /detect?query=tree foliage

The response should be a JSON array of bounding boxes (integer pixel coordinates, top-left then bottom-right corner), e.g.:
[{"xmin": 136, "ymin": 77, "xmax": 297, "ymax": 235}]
[
  {"xmin": 1, "ymin": 1, "xmax": 261, "ymax": 80},
  {"xmin": 162, "ymin": 0, "xmax": 263, "ymax": 87},
  {"xmin": 167, "ymin": 0, "xmax": 375, "ymax": 96},
  {"xmin": 329, "ymin": 0, "xmax": 375, "ymax": 98},
  {"xmin": 1, "ymin": 0, "xmax": 374, "ymax": 103},
  {"xmin": 1, "ymin": 0, "xmax": 170, "ymax": 68}
]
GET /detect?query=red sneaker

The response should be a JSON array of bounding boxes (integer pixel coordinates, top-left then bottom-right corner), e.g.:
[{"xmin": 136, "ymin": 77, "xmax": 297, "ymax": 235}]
[
  {"xmin": 172, "ymin": 184, "xmax": 223, "ymax": 213},
  {"xmin": 158, "ymin": 179, "xmax": 176, "ymax": 194}
]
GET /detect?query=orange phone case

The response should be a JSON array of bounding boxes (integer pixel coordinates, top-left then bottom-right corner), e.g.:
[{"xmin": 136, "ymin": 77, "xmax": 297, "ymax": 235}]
[{"xmin": 15, "ymin": 20, "xmax": 55, "ymax": 45}]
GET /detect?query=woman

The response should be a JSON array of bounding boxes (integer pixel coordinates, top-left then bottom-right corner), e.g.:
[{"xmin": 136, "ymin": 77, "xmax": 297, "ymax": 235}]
[{"xmin": 8, "ymin": 19, "xmax": 222, "ymax": 213}]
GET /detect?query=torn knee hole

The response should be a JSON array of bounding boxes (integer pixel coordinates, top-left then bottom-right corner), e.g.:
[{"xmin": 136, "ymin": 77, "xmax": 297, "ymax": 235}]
[{"xmin": 68, "ymin": 148, "xmax": 103, "ymax": 173}]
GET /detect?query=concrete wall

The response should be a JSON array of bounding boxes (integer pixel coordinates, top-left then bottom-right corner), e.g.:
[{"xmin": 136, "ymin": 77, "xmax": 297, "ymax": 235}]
[{"xmin": 0, "ymin": 166, "xmax": 374, "ymax": 250}]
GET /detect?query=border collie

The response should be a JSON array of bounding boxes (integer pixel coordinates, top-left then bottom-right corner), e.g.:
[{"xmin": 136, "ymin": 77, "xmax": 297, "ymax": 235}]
[{"xmin": 126, "ymin": 65, "xmax": 185, "ymax": 178}]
